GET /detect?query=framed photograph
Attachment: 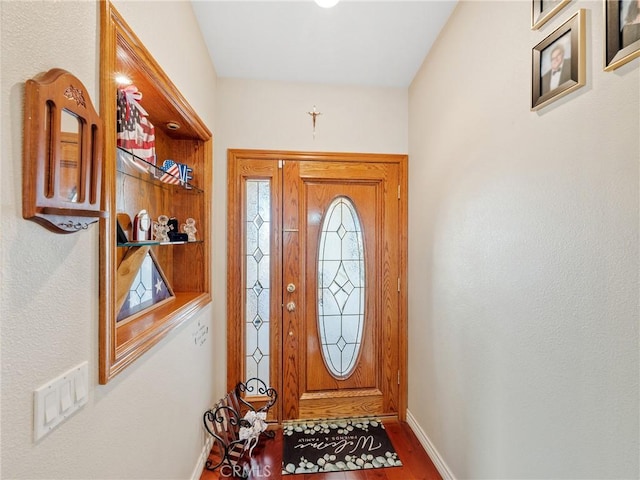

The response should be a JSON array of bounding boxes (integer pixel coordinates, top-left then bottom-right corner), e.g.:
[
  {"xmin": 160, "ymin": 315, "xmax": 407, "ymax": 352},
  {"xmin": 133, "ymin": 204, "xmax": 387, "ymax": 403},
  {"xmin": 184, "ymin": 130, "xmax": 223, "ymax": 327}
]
[
  {"xmin": 532, "ymin": 0, "xmax": 572, "ymax": 29},
  {"xmin": 604, "ymin": 0, "xmax": 640, "ymax": 71},
  {"xmin": 532, "ymin": 9, "xmax": 586, "ymax": 111}
]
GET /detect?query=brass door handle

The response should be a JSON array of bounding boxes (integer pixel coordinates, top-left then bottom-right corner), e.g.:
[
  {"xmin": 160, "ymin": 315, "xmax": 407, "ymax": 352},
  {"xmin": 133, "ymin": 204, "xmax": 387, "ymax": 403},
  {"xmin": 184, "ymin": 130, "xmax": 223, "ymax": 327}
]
[{"xmin": 286, "ymin": 301, "xmax": 296, "ymax": 312}]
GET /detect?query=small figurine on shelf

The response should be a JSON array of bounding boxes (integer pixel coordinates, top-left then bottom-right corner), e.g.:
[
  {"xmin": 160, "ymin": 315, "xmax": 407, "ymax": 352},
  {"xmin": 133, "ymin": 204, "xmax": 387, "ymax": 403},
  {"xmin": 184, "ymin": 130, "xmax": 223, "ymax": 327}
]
[
  {"xmin": 133, "ymin": 209, "xmax": 151, "ymax": 241},
  {"xmin": 182, "ymin": 218, "xmax": 197, "ymax": 242},
  {"xmin": 167, "ymin": 217, "xmax": 187, "ymax": 241},
  {"xmin": 153, "ymin": 215, "xmax": 171, "ymax": 243},
  {"xmin": 167, "ymin": 217, "xmax": 179, "ymax": 234}
]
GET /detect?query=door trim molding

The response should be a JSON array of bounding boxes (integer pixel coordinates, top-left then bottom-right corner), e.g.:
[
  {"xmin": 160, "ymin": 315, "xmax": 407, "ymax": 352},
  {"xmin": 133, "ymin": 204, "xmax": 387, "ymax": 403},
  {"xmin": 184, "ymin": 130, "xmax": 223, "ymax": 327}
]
[{"xmin": 226, "ymin": 149, "xmax": 408, "ymax": 422}]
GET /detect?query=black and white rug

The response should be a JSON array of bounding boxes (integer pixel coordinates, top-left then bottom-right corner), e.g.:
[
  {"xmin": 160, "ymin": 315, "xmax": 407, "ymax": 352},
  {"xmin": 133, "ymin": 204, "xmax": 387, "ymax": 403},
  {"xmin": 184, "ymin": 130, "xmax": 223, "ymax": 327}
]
[{"xmin": 281, "ymin": 418, "xmax": 402, "ymax": 475}]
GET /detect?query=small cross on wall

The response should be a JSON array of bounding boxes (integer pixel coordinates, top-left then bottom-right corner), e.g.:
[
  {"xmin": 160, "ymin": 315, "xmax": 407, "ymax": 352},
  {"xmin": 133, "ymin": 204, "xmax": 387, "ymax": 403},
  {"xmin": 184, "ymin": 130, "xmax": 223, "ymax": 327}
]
[{"xmin": 307, "ymin": 105, "xmax": 322, "ymax": 138}]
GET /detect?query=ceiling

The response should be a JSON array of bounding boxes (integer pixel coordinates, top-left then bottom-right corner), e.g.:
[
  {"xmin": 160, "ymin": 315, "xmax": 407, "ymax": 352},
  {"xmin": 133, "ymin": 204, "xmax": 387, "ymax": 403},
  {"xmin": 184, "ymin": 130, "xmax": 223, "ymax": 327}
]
[{"xmin": 191, "ymin": 1, "xmax": 458, "ymax": 88}]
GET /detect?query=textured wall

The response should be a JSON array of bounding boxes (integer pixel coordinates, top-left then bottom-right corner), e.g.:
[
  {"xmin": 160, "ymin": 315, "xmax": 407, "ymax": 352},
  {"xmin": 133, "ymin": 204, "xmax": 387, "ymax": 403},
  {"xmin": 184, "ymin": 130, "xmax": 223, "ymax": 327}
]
[
  {"xmin": 1, "ymin": 1, "xmax": 218, "ymax": 479},
  {"xmin": 408, "ymin": 1, "xmax": 639, "ymax": 478}
]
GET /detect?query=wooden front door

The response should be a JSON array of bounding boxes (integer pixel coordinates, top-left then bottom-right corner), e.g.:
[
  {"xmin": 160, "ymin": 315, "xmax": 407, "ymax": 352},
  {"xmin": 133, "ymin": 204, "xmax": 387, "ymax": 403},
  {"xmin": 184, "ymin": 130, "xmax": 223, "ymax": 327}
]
[{"xmin": 227, "ymin": 150, "xmax": 407, "ymax": 422}]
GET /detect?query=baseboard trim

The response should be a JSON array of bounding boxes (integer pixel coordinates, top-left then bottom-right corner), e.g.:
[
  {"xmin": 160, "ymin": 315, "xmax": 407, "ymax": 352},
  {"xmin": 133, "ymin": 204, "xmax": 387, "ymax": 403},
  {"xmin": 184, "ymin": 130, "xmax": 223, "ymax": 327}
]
[
  {"xmin": 191, "ymin": 435, "xmax": 214, "ymax": 480},
  {"xmin": 406, "ymin": 409, "xmax": 456, "ymax": 480}
]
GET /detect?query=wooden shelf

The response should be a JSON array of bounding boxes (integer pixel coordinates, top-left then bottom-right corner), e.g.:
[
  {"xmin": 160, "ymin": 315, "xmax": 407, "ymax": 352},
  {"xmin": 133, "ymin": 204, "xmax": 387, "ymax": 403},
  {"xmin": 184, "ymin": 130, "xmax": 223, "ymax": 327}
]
[
  {"xmin": 117, "ymin": 240, "xmax": 203, "ymax": 247},
  {"xmin": 99, "ymin": 1, "xmax": 212, "ymax": 384}
]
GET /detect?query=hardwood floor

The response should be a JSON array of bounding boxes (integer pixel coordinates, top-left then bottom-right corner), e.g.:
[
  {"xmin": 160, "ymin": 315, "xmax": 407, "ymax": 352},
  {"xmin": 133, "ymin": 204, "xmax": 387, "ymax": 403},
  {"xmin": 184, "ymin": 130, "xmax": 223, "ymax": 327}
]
[{"xmin": 199, "ymin": 420, "xmax": 441, "ymax": 480}]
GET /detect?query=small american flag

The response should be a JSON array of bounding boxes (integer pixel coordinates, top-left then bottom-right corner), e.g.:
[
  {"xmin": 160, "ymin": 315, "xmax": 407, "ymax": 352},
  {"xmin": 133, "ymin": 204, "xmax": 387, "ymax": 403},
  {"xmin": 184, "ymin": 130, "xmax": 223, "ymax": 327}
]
[
  {"xmin": 116, "ymin": 87, "xmax": 156, "ymax": 169},
  {"xmin": 160, "ymin": 160, "xmax": 182, "ymax": 184},
  {"xmin": 117, "ymin": 252, "xmax": 172, "ymax": 322}
]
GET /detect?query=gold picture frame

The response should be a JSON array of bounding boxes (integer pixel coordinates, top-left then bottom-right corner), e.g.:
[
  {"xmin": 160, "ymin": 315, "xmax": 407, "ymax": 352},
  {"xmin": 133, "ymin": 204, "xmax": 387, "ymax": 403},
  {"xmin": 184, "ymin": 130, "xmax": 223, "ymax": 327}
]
[
  {"xmin": 532, "ymin": 9, "xmax": 586, "ymax": 111},
  {"xmin": 532, "ymin": 0, "xmax": 572, "ymax": 29},
  {"xmin": 604, "ymin": 0, "xmax": 640, "ymax": 71}
]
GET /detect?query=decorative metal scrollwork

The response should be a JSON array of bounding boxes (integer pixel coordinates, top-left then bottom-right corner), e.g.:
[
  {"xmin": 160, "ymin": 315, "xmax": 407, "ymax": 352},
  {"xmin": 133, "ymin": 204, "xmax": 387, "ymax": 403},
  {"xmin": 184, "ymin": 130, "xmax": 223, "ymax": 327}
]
[
  {"xmin": 236, "ymin": 377, "xmax": 278, "ymax": 424},
  {"xmin": 57, "ymin": 220, "xmax": 91, "ymax": 231},
  {"xmin": 202, "ymin": 379, "xmax": 277, "ymax": 478}
]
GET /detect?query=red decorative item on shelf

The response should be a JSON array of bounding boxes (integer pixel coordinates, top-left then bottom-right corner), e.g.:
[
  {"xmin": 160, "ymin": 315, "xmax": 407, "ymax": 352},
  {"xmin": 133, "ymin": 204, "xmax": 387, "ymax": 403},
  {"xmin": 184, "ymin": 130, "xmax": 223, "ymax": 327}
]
[{"xmin": 132, "ymin": 209, "xmax": 151, "ymax": 241}]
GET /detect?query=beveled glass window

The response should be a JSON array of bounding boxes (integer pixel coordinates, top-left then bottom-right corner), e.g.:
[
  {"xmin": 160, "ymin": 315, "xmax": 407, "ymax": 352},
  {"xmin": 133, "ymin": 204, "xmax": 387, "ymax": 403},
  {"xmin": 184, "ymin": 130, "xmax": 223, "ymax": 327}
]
[
  {"xmin": 245, "ymin": 180, "xmax": 270, "ymax": 387},
  {"xmin": 317, "ymin": 196, "xmax": 365, "ymax": 379}
]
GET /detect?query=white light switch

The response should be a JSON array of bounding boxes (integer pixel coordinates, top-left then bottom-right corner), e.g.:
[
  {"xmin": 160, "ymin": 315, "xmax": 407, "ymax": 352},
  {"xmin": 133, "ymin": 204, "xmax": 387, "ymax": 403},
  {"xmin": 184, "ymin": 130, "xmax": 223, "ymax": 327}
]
[
  {"xmin": 44, "ymin": 390, "xmax": 58, "ymax": 424},
  {"xmin": 74, "ymin": 370, "xmax": 87, "ymax": 404},
  {"xmin": 34, "ymin": 361, "xmax": 89, "ymax": 441},
  {"xmin": 60, "ymin": 380, "xmax": 72, "ymax": 412}
]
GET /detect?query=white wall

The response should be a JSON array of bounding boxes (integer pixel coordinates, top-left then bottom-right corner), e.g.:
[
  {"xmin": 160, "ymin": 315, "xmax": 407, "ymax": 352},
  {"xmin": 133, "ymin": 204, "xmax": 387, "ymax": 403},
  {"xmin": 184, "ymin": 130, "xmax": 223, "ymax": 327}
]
[
  {"xmin": 408, "ymin": 1, "xmax": 639, "ymax": 479},
  {"xmin": 1, "ymin": 1, "xmax": 218, "ymax": 479},
  {"xmin": 212, "ymin": 78, "xmax": 408, "ymax": 395}
]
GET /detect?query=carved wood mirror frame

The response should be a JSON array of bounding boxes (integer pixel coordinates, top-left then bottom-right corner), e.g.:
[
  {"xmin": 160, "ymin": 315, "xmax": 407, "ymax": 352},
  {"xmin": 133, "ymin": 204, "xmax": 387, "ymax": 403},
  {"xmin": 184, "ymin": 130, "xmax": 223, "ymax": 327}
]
[{"xmin": 23, "ymin": 68, "xmax": 105, "ymax": 233}]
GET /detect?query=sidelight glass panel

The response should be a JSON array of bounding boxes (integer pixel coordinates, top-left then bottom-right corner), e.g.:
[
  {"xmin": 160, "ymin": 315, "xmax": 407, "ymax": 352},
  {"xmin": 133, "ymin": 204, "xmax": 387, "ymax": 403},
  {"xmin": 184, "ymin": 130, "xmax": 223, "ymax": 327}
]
[
  {"xmin": 317, "ymin": 196, "xmax": 365, "ymax": 379},
  {"xmin": 245, "ymin": 180, "xmax": 270, "ymax": 389}
]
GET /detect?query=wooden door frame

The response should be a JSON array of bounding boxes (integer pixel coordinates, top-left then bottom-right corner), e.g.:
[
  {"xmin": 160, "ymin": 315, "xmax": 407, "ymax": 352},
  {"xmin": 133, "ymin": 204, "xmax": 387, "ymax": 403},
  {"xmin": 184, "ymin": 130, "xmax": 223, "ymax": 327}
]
[{"xmin": 226, "ymin": 149, "xmax": 408, "ymax": 422}]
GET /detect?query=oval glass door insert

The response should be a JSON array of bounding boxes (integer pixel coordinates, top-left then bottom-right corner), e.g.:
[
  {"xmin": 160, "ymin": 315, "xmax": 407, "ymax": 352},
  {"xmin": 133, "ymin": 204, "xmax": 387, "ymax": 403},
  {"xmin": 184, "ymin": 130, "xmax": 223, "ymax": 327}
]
[{"xmin": 317, "ymin": 196, "xmax": 365, "ymax": 379}]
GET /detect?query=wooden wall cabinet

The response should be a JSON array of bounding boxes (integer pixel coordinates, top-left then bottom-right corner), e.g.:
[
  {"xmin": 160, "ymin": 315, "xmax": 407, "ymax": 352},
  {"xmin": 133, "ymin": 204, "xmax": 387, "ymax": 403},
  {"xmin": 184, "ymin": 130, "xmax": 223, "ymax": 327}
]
[{"xmin": 99, "ymin": 2, "xmax": 212, "ymax": 383}]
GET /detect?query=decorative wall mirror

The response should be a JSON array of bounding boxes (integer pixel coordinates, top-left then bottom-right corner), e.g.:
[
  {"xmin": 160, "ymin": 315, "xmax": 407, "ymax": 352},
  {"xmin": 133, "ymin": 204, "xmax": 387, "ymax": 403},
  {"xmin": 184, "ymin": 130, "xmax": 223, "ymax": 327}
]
[{"xmin": 23, "ymin": 68, "xmax": 105, "ymax": 233}]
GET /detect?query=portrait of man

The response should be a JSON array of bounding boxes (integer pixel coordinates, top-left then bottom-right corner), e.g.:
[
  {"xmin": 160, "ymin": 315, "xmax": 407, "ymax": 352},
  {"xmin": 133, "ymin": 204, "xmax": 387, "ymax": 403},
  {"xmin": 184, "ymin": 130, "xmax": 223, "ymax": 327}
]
[
  {"xmin": 541, "ymin": 34, "xmax": 572, "ymax": 95},
  {"xmin": 621, "ymin": 0, "xmax": 640, "ymax": 48}
]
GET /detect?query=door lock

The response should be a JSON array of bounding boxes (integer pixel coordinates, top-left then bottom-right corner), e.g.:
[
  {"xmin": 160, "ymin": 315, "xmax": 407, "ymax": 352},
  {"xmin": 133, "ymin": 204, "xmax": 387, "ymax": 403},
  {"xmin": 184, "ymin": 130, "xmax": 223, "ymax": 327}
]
[{"xmin": 287, "ymin": 283, "xmax": 296, "ymax": 293}]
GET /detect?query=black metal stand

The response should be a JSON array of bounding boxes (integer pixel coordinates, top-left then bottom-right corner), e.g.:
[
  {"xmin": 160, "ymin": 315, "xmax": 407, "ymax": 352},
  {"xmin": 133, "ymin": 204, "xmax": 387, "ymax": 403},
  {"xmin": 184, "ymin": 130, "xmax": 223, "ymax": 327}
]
[{"xmin": 202, "ymin": 378, "xmax": 277, "ymax": 478}]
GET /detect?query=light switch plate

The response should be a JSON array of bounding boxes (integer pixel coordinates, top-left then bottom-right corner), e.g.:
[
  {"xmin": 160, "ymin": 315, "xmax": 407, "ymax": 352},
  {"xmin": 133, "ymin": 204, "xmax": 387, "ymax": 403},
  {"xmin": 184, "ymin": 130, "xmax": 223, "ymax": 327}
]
[
  {"xmin": 44, "ymin": 390, "xmax": 58, "ymax": 424},
  {"xmin": 60, "ymin": 380, "xmax": 72, "ymax": 412},
  {"xmin": 34, "ymin": 361, "xmax": 89, "ymax": 441}
]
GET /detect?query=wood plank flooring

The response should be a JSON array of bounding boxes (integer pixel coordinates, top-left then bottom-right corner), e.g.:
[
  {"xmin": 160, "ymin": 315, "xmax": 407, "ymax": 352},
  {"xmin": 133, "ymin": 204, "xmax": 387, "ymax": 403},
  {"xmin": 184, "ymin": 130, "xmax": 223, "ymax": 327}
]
[{"xmin": 199, "ymin": 420, "xmax": 441, "ymax": 480}]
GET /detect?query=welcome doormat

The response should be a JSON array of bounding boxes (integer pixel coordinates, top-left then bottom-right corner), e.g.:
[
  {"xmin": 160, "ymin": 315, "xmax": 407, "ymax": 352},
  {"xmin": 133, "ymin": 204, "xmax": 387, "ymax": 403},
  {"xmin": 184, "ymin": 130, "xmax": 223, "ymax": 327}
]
[{"xmin": 281, "ymin": 418, "xmax": 402, "ymax": 475}]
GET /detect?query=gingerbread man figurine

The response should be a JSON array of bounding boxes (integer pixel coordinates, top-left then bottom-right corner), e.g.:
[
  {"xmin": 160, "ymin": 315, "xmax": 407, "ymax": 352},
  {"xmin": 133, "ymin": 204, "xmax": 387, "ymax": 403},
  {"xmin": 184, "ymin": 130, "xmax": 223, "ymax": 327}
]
[
  {"xmin": 181, "ymin": 217, "xmax": 197, "ymax": 242},
  {"xmin": 153, "ymin": 215, "xmax": 171, "ymax": 243}
]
